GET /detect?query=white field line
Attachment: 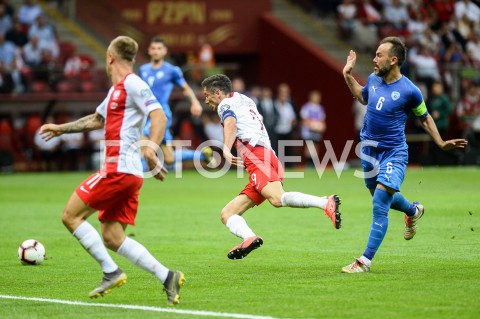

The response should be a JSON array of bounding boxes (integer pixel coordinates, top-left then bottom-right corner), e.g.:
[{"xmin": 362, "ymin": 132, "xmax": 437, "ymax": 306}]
[{"xmin": 0, "ymin": 294, "xmax": 297, "ymax": 319}]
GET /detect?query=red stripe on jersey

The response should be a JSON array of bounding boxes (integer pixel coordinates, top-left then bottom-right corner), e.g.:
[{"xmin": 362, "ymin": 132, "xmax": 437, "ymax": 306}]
[{"xmin": 104, "ymin": 79, "xmax": 127, "ymax": 173}]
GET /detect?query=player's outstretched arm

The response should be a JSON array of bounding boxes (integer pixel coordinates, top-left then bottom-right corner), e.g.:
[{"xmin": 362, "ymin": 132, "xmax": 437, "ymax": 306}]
[
  {"xmin": 222, "ymin": 117, "xmax": 244, "ymax": 168},
  {"xmin": 420, "ymin": 114, "xmax": 468, "ymax": 151},
  {"xmin": 182, "ymin": 83, "xmax": 203, "ymax": 117},
  {"xmin": 39, "ymin": 112, "xmax": 105, "ymax": 141},
  {"xmin": 343, "ymin": 50, "xmax": 366, "ymax": 105}
]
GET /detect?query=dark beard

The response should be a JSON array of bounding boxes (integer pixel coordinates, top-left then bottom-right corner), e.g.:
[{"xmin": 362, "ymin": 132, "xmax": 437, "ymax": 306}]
[{"xmin": 375, "ymin": 65, "xmax": 390, "ymax": 77}]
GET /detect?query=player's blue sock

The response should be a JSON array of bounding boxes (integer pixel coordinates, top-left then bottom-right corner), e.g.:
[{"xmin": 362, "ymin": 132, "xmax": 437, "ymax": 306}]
[
  {"xmin": 141, "ymin": 157, "xmax": 149, "ymax": 172},
  {"xmin": 174, "ymin": 149, "xmax": 205, "ymax": 162},
  {"xmin": 363, "ymin": 188, "xmax": 393, "ymax": 261},
  {"xmin": 391, "ymin": 192, "xmax": 416, "ymax": 216}
]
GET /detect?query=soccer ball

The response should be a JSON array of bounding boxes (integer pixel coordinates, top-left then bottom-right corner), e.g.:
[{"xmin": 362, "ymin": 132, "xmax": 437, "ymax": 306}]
[{"xmin": 18, "ymin": 239, "xmax": 46, "ymax": 265}]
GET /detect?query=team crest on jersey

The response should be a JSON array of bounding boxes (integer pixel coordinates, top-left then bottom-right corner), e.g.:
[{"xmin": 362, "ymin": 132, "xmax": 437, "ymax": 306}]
[
  {"xmin": 141, "ymin": 89, "xmax": 152, "ymax": 99},
  {"xmin": 112, "ymin": 90, "xmax": 121, "ymax": 100},
  {"xmin": 219, "ymin": 104, "xmax": 230, "ymax": 113},
  {"xmin": 391, "ymin": 91, "xmax": 400, "ymax": 101},
  {"xmin": 110, "ymin": 102, "xmax": 118, "ymax": 110},
  {"xmin": 156, "ymin": 71, "xmax": 164, "ymax": 79}
]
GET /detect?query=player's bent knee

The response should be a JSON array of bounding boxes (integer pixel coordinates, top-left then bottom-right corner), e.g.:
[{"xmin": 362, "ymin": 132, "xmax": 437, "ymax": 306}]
[
  {"xmin": 102, "ymin": 235, "xmax": 121, "ymax": 251},
  {"xmin": 267, "ymin": 196, "xmax": 283, "ymax": 208},
  {"xmin": 61, "ymin": 210, "xmax": 77, "ymax": 231},
  {"xmin": 220, "ymin": 209, "xmax": 234, "ymax": 224}
]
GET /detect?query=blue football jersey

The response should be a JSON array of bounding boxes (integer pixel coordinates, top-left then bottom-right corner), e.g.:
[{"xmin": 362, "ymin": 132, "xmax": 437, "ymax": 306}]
[
  {"xmin": 360, "ymin": 74, "xmax": 428, "ymax": 149},
  {"xmin": 138, "ymin": 61, "xmax": 186, "ymax": 120}
]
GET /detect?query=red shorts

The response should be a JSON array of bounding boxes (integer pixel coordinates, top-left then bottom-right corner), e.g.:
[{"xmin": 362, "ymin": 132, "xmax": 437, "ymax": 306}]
[
  {"xmin": 75, "ymin": 171, "xmax": 143, "ymax": 225},
  {"xmin": 237, "ymin": 142, "xmax": 284, "ymax": 205}
]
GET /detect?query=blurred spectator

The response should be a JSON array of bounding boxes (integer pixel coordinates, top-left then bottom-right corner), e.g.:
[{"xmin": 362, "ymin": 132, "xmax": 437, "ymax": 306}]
[
  {"xmin": 59, "ymin": 128, "xmax": 84, "ymax": 171},
  {"xmin": 0, "ymin": 32, "xmax": 16, "ymax": 67},
  {"xmin": 383, "ymin": 0, "xmax": 409, "ymax": 30},
  {"xmin": 337, "ymin": 0, "xmax": 358, "ymax": 39},
  {"xmin": 422, "ymin": 80, "xmax": 455, "ymax": 163},
  {"xmin": 28, "ymin": 14, "xmax": 58, "ymax": 59},
  {"xmin": 0, "ymin": 61, "xmax": 13, "ymax": 93},
  {"xmin": 407, "ymin": 7, "xmax": 428, "ymax": 43},
  {"xmin": 443, "ymin": 41, "xmax": 465, "ymax": 64},
  {"xmin": 202, "ymin": 112, "xmax": 223, "ymax": 144},
  {"xmin": 438, "ymin": 23, "xmax": 465, "ymax": 54},
  {"xmin": 23, "ymin": 35, "xmax": 45, "ymax": 66},
  {"xmin": 231, "ymin": 76, "xmax": 247, "ymax": 95},
  {"xmin": 300, "ymin": 90, "xmax": 326, "ymax": 166},
  {"xmin": 257, "ymin": 86, "xmax": 278, "ymax": 152},
  {"xmin": 34, "ymin": 116, "xmax": 60, "ymax": 171},
  {"xmin": 0, "ymin": 32, "xmax": 23, "ymax": 93},
  {"xmin": 454, "ymin": 14, "xmax": 473, "ymax": 47},
  {"xmin": 456, "ymin": 82, "xmax": 480, "ymax": 132},
  {"xmin": 409, "ymin": 44, "xmax": 441, "ymax": 93},
  {"xmin": 248, "ymin": 85, "xmax": 262, "ymax": 105},
  {"xmin": 352, "ymin": 98, "xmax": 366, "ymax": 140},
  {"xmin": 0, "ymin": 0, "xmax": 14, "ymax": 17},
  {"xmin": 87, "ymin": 128, "xmax": 104, "ymax": 171},
  {"xmin": 63, "ymin": 54, "xmax": 81, "ymax": 78},
  {"xmin": 429, "ymin": 81, "xmax": 452, "ymax": 136},
  {"xmin": 0, "ymin": 3, "xmax": 12, "ymax": 34},
  {"xmin": 33, "ymin": 48, "xmax": 61, "ymax": 88},
  {"xmin": 429, "ymin": 0, "xmax": 455, "ymax": 31},
  {"xmin": 454, "ymin": 0, "xmax": 480, "ymax": 25},
  {"xmin": 197, "ymin": 34, "xmax": 215, "ymax": 77},
  {"xmin": 358, "ymin": 0, "xmax": 382, "ymax": 27},
  {"xmin": 456, "ymin": 82, "xmax": 480, "ymax": 158},
  {"xmin": 18, "ymin": 0, "xmax": 42, "ymax": 27},
  {"xmin": 5, "ymin": 18, "xmax": 28, "ymax": 47},
  {"xmin": 420, "ymin": 27, "xmax": 442, "ymax": 55},
  {"xmin": 466, "ymin": 32, "xmax": 480, "ymax": 63},
  {"xmin": 274, "ymin": 83, "xmax": 297, "ymax": 160}
]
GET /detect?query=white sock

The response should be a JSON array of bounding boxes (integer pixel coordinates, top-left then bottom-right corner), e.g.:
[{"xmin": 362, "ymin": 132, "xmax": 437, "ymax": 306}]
[
  {"xmin": 281, "ymin": 192, "xmax": 328, "ymax": 209},
  {"xmin": 225, "ymin": 215, "xmax": 255, "ymax": 239},
  {"xmin": 116, "ymin": 237, "xmax": 169, "ymax": 283},
  {"xmin": 359, "ymin": 256, "xmax": 371, "ymax": 267},
  {"xmin": 73, "ymin": 221, "xmax": 118, "ymax": 273}
]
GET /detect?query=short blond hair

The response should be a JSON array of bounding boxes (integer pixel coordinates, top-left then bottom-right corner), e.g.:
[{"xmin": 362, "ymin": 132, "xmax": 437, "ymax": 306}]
[{"xmin": 109, "ymin": 36, "xmax": 138, "ymax": 62}]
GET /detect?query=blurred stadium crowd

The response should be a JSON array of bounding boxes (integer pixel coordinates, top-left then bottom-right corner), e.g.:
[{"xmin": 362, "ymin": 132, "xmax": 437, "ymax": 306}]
[{"xmin": 0, "ymin": 0, "xmax": 479, "ymax": 172}]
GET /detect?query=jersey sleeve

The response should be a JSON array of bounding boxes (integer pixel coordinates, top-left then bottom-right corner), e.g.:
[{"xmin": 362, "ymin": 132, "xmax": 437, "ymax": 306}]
[
  {"xmin": 126, "ymin": 75, "xmax": 163, "ymax": 115},
  {"xmin": 410, "ymin": 85, "xmax": 428, "ymax": 118},
  {"xmin": 172, "ymin": 65, "xmax": 187, "ymax": 88},
  {"xmin": 95, "ymin": 94, "xmax": 109, "ymax": 118},
  {"xmin": 217, "ymin": 102, "xmax": 236, "ymax": 123}
]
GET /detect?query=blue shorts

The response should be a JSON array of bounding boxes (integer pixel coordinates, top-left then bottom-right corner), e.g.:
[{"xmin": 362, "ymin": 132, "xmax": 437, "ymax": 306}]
[
  {"xmin": 361, "ymin": 145, "xmax": 408, "ymax": 191},
  {"xmin": 143, "ymin": 116, "xmax": 172, "ymax": 144}
]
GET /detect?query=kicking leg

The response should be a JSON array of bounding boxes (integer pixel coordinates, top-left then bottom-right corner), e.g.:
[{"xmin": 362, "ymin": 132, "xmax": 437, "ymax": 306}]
[{"xmin": 262, "ymin": 181, "xmax": 341, "ymax": 229}]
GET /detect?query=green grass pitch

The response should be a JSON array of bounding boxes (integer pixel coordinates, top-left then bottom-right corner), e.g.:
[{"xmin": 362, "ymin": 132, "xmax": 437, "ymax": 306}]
[{"xmin": 0, "ymin": 167, "xmax": 479, "ymax": 319}]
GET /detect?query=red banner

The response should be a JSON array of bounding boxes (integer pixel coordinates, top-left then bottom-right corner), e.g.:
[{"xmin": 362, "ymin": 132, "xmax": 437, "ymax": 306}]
[{"xmin": 77, "ymin": 0, "xmax": 271, "ymax": 53}]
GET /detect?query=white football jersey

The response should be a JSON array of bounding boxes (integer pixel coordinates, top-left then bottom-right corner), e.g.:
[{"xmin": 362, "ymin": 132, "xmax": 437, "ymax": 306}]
[
  {"xmin": 96, "ymin": 73, "xmax": 162, "ymax": 177},
  {"xmin": 217, "ymin": 92, "xmax": 271, "ymax": 149}
]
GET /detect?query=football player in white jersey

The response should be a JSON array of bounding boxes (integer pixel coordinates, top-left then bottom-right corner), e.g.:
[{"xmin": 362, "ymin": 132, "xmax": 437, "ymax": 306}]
[
  {"xmin": 39, "ymin": 36, "xmax": 185, "ymax": 305},
  {"xmin": 201, "ymin": 74, "xmax": 342, "ymax": 260}
]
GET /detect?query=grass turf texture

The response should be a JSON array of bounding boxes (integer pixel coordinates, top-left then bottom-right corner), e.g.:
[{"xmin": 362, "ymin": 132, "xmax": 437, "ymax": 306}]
[{"xmin": 0, "ymin": 167, "xmax": 479, "ymax": 319}]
